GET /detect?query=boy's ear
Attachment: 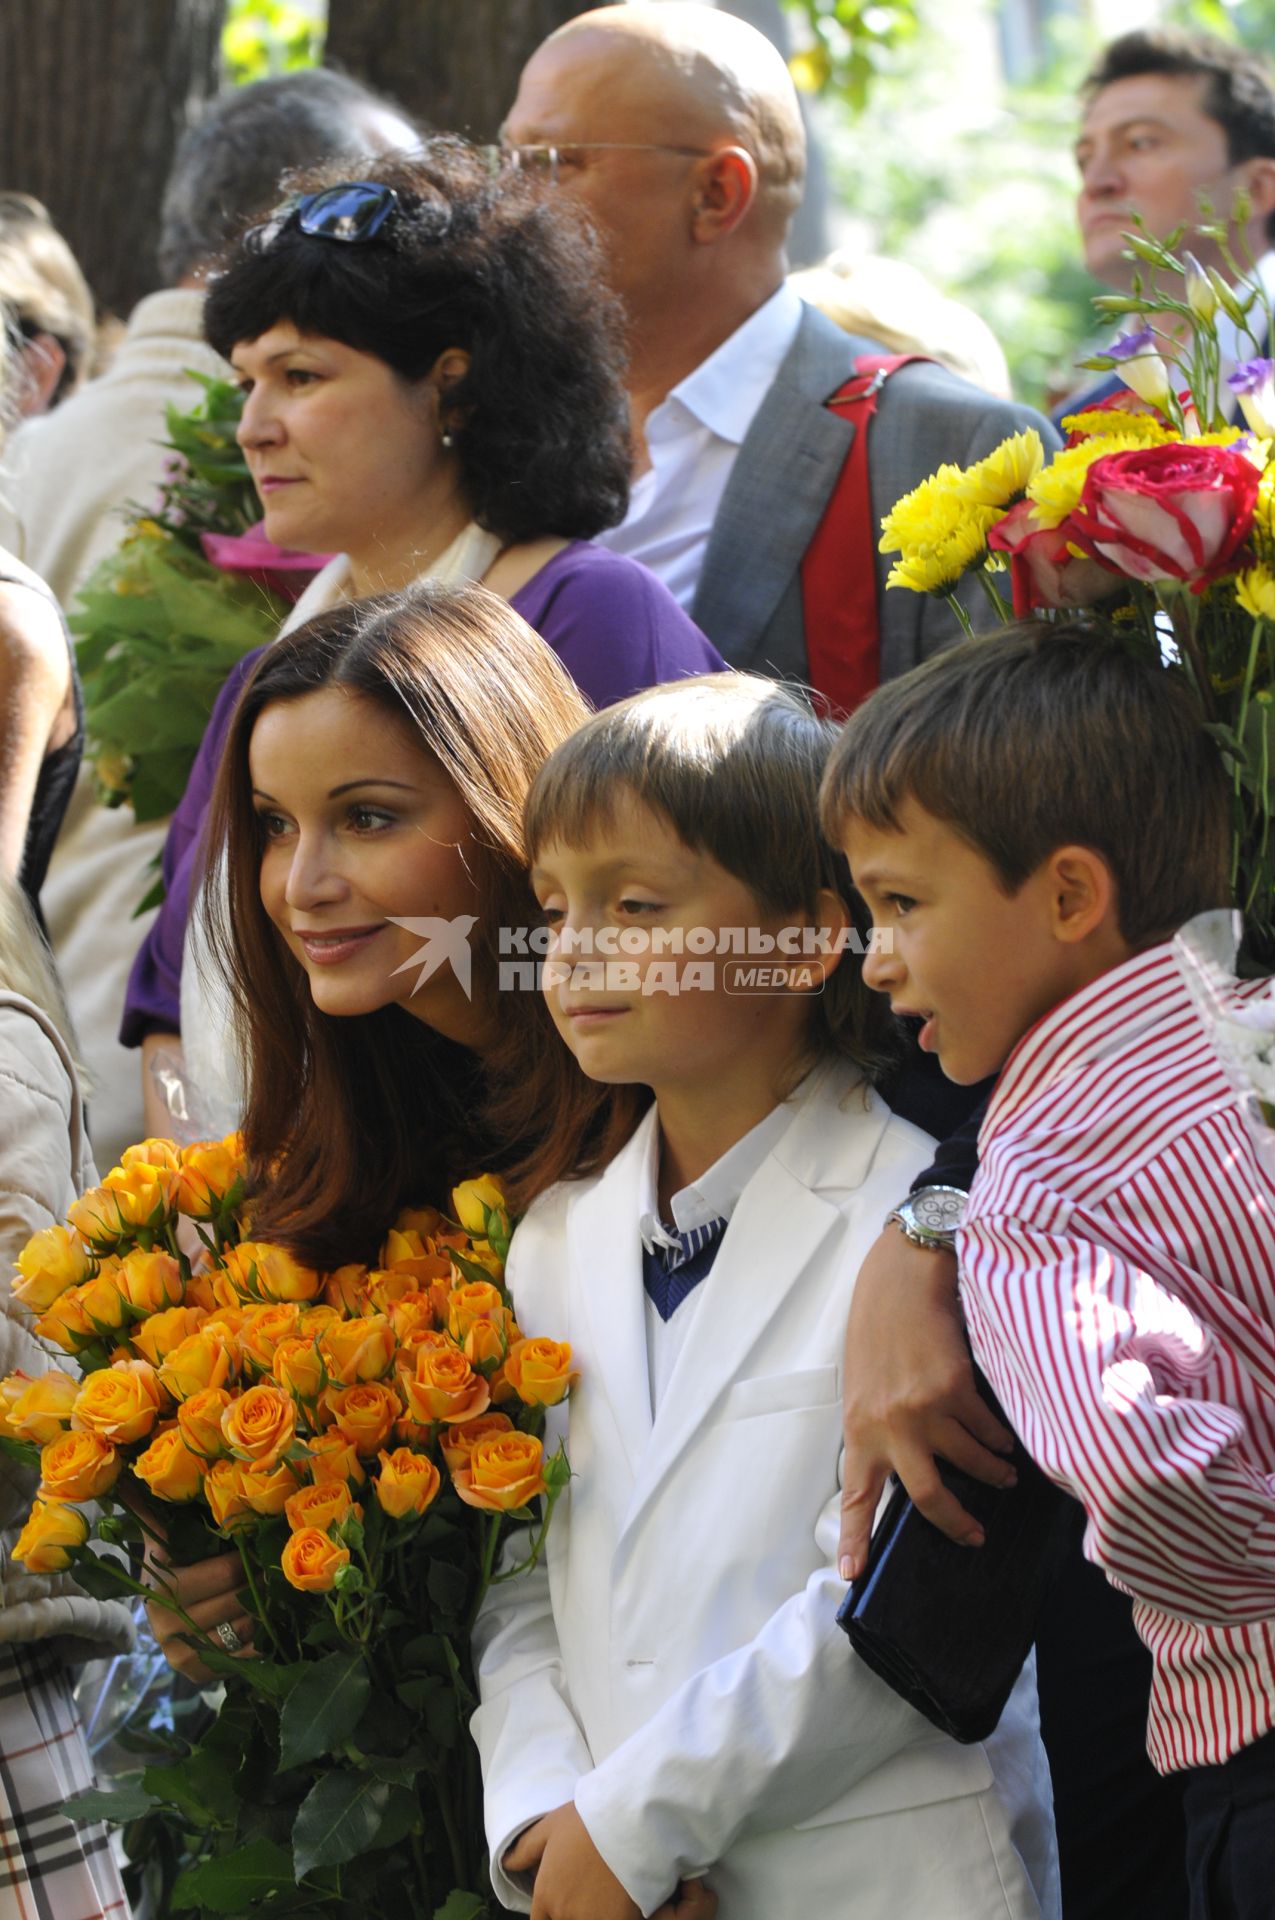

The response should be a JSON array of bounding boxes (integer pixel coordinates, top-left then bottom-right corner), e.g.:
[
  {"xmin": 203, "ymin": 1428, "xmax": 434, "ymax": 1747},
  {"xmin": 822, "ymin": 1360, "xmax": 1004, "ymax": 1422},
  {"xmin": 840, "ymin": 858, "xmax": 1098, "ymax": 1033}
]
[
  {"xmin": 781, "ymin": 887, "xmax": 852, "ymax": 994},
  {"xmin": 1045, "ymin": 845, "xmax": 1117, "ymax": 945}
]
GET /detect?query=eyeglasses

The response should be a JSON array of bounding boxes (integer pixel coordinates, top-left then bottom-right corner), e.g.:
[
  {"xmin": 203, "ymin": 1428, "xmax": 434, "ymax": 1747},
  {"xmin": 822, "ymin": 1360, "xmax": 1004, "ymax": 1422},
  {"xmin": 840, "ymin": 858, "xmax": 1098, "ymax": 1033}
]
[
  {"xmin": 483, "ymin": 143, "xmax": 713, "ymax": 185},
  {"xmin": 248, "ymin": 180, "xmax": 400, "ymax": 251}
]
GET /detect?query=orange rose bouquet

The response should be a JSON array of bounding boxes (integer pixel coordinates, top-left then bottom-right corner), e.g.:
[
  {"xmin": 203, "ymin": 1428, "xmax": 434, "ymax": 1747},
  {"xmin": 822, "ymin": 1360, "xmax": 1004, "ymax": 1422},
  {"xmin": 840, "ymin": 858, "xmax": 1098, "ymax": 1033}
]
[
  {"xmin": 877, "ymin": 222, "xmax": 1275, "ymax": 965},
  {"xmin": 4, "ymin": 1144, "xmax": 573, "ymax": 1919}
]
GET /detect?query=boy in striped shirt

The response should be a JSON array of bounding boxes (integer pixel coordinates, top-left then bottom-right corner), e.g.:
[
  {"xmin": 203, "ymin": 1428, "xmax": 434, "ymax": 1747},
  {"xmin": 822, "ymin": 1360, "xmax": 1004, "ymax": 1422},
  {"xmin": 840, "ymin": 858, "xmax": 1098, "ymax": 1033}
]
[{"xmin": 822, "ymin": 623, "xmax": 1275, "ymax": 1920}]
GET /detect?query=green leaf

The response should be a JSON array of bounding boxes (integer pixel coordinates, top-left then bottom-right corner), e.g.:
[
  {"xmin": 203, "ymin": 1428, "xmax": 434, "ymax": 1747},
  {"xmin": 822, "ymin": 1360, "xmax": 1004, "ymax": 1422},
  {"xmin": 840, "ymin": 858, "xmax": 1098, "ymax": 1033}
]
[
  {"xmin": 170, "ymin": 1836, "xmax": 296, "ymax": 1912},
  {"xmin": 426, "ymin": 1557, "xmax": 470, "ymax": 1617},
  {"xmin": 62, "ymin": 1779, "xmax": 158, "ymax": 1825},
  {"xmin": 433, "ymin": 1892, "xmax": 489, "ymax": 1920},
  {"xmin": 65, "ymin": 1551, "xmax": 135, "ymax": 1602},
  {"xmin": 277, "ymin": 1650, "xmax": 371, "ymax": 1772},
  {"xmin": 142, "ymin": 1743, "xmax": 239, "ymax": 1828},
  {"xmin": 292, "ymin": 1770, "xmax": 390, "ymax": 1879}
]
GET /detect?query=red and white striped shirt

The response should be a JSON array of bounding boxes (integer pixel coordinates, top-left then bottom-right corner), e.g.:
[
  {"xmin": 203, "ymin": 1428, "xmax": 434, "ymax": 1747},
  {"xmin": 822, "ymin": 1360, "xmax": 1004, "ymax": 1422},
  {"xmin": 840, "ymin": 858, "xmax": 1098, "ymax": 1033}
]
[{"xmin": 959, "ymin": 941, "xmax": 1275, "ymax": 1775}]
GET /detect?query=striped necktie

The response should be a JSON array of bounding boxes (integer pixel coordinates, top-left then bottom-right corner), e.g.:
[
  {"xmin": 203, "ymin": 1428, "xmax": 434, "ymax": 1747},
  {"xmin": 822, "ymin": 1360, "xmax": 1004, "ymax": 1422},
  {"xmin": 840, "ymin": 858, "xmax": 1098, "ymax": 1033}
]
[{"xmin": 642, "ymin": 1215, "xmax": 726, "ymax": 1322}]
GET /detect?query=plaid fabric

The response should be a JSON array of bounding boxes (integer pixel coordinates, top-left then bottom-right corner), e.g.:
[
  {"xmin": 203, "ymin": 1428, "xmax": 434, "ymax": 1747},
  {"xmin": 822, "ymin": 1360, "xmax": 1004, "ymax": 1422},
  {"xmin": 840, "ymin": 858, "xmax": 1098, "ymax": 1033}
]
[{"xmin": 0, "ymin": 1641, "xmax": 129, "ymax": 1919}]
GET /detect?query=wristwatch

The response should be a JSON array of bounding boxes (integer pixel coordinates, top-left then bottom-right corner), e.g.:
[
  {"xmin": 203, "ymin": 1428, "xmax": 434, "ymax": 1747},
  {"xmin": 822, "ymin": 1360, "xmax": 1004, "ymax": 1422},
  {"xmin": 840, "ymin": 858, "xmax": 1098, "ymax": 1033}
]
[{"xmin": 884, "ymin": 1184, "xmax": 968, "ymax": 1252}]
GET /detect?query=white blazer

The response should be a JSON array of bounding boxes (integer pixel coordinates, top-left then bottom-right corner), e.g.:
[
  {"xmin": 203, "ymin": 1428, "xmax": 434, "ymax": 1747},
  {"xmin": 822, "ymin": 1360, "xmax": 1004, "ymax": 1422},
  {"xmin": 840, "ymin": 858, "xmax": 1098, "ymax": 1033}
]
[{"xmin": 472, "ymin": 1063, "xmax": 1060, "ymax": 1920}]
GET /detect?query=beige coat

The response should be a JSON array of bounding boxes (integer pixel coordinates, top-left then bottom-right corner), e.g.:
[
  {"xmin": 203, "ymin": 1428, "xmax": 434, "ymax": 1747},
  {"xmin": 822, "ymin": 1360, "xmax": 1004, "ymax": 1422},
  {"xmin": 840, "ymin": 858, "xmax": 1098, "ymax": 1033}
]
[
  {"xmin": 0, "ymin": 289, "xmax": 229, "ymax": 1166},
  {"xmin": 0, "ymin": 991, "xmax": 133, "ymax": 1655}
]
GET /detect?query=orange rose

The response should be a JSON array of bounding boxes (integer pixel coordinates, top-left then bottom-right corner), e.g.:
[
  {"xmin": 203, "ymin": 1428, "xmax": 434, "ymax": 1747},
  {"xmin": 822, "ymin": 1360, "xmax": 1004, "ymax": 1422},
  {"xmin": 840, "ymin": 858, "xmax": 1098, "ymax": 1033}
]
[
  {"xmin": 0, "ymin": 1372, "xmax": 30, "ymax": 1437},
  {"xmin": 284, "ymin": 1479, "xmax": 354, "ymax": 1533},
  {"xmin": 446, "ymin": 1280, "xmax": 506, "ymax": 1343},
  {"xmin": 118, "ymin": 1248, "xmax": 184, "ymax": 1316},
  {"xmin": 300, "ymin": 1306, "xmax": 342, "ymax": 1338},
  {"xmin": 306, "ymin": 1431, "xmax": 365, "ymax": 1488},
  {"xmin": 9, "ymin": 1370, "xmax": 79, "ymax": 1444},
  {"xmin": 158, "ymin": 1325, "xmax": 237, "ymax": 1401},
  {"xmin": 281, "ymin": 1526, "xmax": 349, "ymax": 1592},
  {"xmin": 12, "ymin": 1225, "xmax": 91, "ymax": 1311},
  {"xmin": 374, "ymin": 1447, "xmax": 441, "ymax": 1519},
  {"xmin": 392, "ymin": 1205, "xmax": 443, "ymax": 1239},
  {"xmin": 450, "ymin": 1174, "xmax": 507, "ymax": 1240},
  {"xmin": 120, "ymin": 1137, "xmax": 182, "ymax": 1172},
  {"xmin": 463, "ymin": 1316, "xmax": 512, "ymax": 1372},
  {"xmin": 203, "ymin": 1458, "xmax": 251, "ymax": 1529},
  {"xmin": 241, "ymin": 1457, "xmax": 303, "ymax": 1515},
  {"xmin": 378, "ymin": 1229, "xmax": 451, "ymax": 1287},
  {"xmin": 362, "ymin": 1268, "xmax": 418, "ymax": 1313},
  {"xmin": 175, "ymin": 1136, "xmax": 244, "ymax": 1219},
  {"xmin": 101, "ymin": 1159, "xmax": 180, "ymax": 1228},
  {"xmin": 272, "ymin": 1337, "xmax": 326, "ymax": 1403},
  {"xmin": 221, "ymin": 1385, "xmax": 295, "ymax": 1470},
  {"xmin": 133, "ymin": 1426, "xmax": 204, "ymax": 1503},
  {"xmin": 177, "ymin": 1386, "xmax": 232, "ymax": 1458},
  {"xmin": 451, "ymin": 1431, "xmax": 546, "ymax": 1512},
  {"xmin": 326, "ymin": 1381, "xmax": 401, "ymax": 1456},
  {"xmin": 388, "ymin": 1292, "xmax": 445, "ymax": 1344},
  {"xmin": 39, "ymin": 1428, "xmax": 119, "ymax": 1501},
  {"xmin": 400, "ymin": 1343, "xmax": 490, "ymax": 1427},
  {"xmin": 183, "ymin": 1270, "xmax": 219, "ymax": 1314},
  {"xmin": 438, "ymin": 1410, "xmax": 513, "ymax": 1473},
  {"xmin": 66, "ymin": 1186, "xmax": 131, "ymax": 1251},
  {"xmin": 238, "ymin": 1302, "xmax": 302, "ymax": 1373},
  {"xmin": 32, "ymin": 1285, "xmax": 96, "ymax": 1353},
  {"xmin": 13, "ymin": 1496, "xmax": 88, "ymax": 1571},
  {"xmin": 221, "ymin": 1242, "xmax": 321, "ymax": 1305},
  {"xmin": 503, "ymin": 1337, "xmax": 578, "ymax": 1409},
  {"xmin": 320, "ymin": 1315, "xmax": 396, "ymax": 1386},
  {"xmin": 323, "ymin": 1264, "xmax": 370, "ymax": 1314},
  {"xmin": 78, "ymin": 1263, "xmax": 130, "ymax": 1333},
  {"xmin": 131, "ymin": 1304, "xmax": 207, "ymax": 1368},
  {"xmin": 73, "ymin": 1360, "xmax": 164, "ymax": 1444}
]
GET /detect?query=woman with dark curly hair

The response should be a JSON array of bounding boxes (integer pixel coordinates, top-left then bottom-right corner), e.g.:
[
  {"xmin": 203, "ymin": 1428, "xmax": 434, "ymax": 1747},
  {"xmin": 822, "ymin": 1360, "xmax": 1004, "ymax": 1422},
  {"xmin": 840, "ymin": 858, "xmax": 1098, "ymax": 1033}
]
[{"xmin": 123, "ymin": 139, "xmax": 722, "ymax": 1135}]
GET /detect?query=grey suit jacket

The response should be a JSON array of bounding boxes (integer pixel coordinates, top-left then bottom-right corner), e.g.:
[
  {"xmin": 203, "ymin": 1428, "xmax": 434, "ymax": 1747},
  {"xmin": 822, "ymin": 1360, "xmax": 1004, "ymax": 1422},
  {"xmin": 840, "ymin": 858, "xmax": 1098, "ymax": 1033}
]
[{"xmin": 690, "ymin": 303, "xmax": 1061, "ymax": 686}]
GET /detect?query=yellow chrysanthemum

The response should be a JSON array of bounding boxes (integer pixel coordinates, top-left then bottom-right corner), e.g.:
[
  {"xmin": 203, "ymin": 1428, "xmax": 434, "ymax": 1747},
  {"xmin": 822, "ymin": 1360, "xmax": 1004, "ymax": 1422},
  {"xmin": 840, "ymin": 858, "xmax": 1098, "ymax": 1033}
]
[
  {"xmin": 1058, "ymin": 408, "xmax": 1173, "ymax": 445},
  {"xmin": 1024, "ymin": 441, "xmax": 1115, "ymax": 529},
  {"xmin": 1237, "ymin": 564, "xmax": 1275, "ymax": 621},
  {"xmin": 880, "ymin": 467, "xmax": 1000, "ymax": 596},
  {"xmin": 951, "ymin": 430, "xmax": 1044, "ymax": 509}
]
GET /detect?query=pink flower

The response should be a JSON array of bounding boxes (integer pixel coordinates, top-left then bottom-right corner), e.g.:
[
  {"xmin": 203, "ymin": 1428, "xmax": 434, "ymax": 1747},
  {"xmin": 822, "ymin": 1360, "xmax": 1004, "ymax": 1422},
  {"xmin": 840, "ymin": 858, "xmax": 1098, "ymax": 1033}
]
[
  {"xmin": 987, "ymin": 500, "xmax": 1122, "ymax": 616},
  {"xmin": 200, "ymin": 522, "xmax": 331, "ymax": 603},
  {"xmin": 1065, "ymin": 443, "xmax": 1259, "ymax": 591}
]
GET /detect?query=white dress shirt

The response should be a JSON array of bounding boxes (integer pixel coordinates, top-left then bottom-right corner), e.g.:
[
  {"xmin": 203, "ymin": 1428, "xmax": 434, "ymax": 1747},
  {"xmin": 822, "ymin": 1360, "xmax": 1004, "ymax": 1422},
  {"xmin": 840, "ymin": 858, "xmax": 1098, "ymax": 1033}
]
[
  {"xmin": 637, "ymin": 1085, "xmax": 807, "ymax": 1410},
  {"xmin": 596, "ymin": 284, "xmax": 805, "ymax": 609}
]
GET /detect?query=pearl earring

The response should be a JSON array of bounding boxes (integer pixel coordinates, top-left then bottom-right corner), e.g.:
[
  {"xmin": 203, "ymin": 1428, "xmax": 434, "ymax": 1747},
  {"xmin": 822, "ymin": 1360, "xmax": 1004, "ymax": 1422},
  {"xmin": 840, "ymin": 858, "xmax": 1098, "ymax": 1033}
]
[{"xmin": 440, "ymin": 427, "xmax": 454, "ymax": 449}]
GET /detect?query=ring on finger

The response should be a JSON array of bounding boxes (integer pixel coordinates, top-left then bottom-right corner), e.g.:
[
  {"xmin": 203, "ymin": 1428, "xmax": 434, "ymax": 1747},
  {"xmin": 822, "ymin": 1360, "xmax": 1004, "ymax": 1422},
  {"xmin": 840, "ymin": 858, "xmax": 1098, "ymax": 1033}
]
[{"xmin": 215, "ymin": 1621, "xmax": 244, "ymax": 1652}]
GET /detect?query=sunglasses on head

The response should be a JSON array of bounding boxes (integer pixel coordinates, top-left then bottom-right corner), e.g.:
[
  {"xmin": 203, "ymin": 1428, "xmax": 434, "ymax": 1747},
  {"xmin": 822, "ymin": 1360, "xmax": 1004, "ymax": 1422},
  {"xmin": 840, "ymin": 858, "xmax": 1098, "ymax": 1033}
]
[{"xmin": 249, "ymin": 180, "xmax": 400, "ymax": 251}]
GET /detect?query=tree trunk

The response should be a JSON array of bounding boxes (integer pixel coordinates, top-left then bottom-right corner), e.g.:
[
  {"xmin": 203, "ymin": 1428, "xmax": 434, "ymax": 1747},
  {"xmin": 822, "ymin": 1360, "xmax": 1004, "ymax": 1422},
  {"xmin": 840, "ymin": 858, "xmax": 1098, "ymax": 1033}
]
[
  {"xmin": 324, "ymin": 0, "xmax": 605, "ymax": 141},
  {"xmin": 0, "ymin": 0, "xmax": 225, "ymax": 319}
]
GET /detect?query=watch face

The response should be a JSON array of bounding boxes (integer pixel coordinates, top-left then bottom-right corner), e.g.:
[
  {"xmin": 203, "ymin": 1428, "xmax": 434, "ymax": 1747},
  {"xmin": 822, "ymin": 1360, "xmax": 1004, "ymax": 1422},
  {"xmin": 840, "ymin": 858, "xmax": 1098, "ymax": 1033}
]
[{"xmin": 913, "ymin": 1189, "xmax": 966, "ymax": 1235}]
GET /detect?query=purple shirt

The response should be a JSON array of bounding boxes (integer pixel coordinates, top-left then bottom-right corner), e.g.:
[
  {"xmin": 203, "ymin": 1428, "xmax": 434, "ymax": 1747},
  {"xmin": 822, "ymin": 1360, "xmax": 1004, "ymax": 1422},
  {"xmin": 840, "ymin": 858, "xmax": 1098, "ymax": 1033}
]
[{"xmin": 120, "ymin": 541, "xmax": 724, "ymax": 1044}]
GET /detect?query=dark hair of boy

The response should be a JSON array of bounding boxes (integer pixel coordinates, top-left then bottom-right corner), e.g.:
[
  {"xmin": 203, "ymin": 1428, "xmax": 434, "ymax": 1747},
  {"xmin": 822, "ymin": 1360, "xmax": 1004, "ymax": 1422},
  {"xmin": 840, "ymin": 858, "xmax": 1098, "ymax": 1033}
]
[
  {"xmin": 524, "ymin": 671, "xmax": 893, "ymax": 1102},
  {"xmin": 1084, "ymin": 28, "xmax": 1275, "ymax": 241},
  {"xmin": 819, "ymin": 622, "xmax": 1231, "ymax": 949}
]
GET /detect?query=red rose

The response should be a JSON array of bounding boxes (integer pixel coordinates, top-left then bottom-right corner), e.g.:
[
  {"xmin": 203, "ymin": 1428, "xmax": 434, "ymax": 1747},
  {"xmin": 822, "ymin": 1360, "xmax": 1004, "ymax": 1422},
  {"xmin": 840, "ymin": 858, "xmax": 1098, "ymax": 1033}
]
[
  {"xmin": 988, "ymin": 500, "xmax": 1121, "ymax": 616},
  {"xmin": 1065, "ymin": 443, "xmax": 1259, "ymax": 591}
]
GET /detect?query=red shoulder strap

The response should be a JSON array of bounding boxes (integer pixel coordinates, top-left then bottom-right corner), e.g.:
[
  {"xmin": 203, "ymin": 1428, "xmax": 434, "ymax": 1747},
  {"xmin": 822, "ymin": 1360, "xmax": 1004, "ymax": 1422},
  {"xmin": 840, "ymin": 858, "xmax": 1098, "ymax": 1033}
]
[{"xmin": 801, "ymin": 352, "xmax": 928, "ymax": 720}]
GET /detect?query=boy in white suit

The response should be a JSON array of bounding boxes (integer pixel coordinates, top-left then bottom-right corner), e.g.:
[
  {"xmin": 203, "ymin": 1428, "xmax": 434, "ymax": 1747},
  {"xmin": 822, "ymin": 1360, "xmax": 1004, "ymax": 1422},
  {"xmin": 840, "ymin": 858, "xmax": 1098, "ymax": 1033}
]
[{"xmin": 472, "ymin": 675, "xmax": 1059, "ymax": 1920}]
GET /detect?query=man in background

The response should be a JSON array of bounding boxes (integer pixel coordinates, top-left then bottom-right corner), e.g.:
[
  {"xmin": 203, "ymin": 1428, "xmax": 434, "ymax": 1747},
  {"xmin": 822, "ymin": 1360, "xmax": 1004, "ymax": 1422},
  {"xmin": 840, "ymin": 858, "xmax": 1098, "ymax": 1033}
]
[
  {"xmin": 1054, "ymin": 28, "xmax": 1275, "ymax": 422},
  {"xmin": 503, "ymin": 2, "xmax": 1055, "ymax": 693}
]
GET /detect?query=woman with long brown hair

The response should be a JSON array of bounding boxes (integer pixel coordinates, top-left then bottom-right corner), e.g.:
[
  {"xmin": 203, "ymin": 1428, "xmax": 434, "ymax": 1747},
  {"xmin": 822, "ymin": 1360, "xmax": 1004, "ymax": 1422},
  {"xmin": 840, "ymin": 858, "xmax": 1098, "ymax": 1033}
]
[{"xmin": 146, "ymin": 579, "xmax": 627, "ymax": 1666}]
